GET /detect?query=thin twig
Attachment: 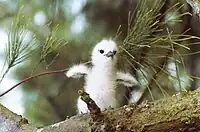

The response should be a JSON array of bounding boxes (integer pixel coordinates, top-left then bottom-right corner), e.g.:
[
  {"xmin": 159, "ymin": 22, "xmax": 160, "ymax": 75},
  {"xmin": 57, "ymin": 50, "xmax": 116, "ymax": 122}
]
[
  {"xmin": 0, "ymin": 68, "xmax": 68, "ymax": 97},
  {"xmin": 0, "ymin": 61, "xmax": 91, "ymax": 97}
]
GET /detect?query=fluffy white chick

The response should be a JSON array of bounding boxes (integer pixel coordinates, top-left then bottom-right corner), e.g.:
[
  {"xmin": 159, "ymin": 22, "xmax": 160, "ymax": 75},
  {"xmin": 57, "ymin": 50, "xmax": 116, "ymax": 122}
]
[{"xmin": 66, "ymin": 39, "xmax": 138, "ymax": 114}]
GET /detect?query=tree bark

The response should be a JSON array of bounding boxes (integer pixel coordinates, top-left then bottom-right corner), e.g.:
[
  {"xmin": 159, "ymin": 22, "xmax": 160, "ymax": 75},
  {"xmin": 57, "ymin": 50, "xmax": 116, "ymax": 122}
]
[{"xmin": 2, "ymin": 88, "xmax": 200, "ymax": 131}]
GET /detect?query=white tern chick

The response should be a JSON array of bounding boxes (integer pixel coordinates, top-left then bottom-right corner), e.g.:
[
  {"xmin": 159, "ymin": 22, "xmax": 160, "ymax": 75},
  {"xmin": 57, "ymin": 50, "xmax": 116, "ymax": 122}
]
[{"xmin": 66, "ymin": 39, "xmax": 138, "ymax": 114}]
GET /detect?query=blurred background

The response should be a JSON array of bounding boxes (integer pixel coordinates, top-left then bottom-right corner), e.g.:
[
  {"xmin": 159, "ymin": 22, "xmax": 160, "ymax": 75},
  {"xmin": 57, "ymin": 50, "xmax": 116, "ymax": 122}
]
[{"xmin": 0, "ymin": 0, "xmax": 200, "ymax": 127}]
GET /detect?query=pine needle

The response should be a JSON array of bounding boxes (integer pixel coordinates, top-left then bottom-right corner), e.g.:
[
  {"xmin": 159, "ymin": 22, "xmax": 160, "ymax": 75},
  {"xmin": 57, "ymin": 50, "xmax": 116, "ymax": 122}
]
[
  {"xmin": 0, "ymin": 8, "xmax": 38, "ymax": 83},
  {"xmin": 118, "ymin": 0, "xmax": 200, "ymax": 100},
  {"xmin": 40, "ymin": 24, "xmax": 68, "ymax": 62}
]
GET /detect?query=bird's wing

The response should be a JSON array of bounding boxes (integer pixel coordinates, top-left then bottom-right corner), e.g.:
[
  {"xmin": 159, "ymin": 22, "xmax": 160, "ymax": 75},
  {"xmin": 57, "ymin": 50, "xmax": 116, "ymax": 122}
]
[
  {"xmin": 65, "ymin": 64, "xmax": 90, "ymax": 78},
  {"xmin": 116, "ymin": 72, "xmax": 138, "ymax": 87}
]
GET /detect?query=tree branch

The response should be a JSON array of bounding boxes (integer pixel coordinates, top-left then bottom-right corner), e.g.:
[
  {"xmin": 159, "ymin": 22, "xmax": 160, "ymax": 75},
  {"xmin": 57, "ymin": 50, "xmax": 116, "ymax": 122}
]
[
  {"xmin": 1, "ymin": 89, "xmax": 200, "ymax": 131},
  {"xmin": 37, "ymin": 88, "xmax": 200, "ymax": 131}
]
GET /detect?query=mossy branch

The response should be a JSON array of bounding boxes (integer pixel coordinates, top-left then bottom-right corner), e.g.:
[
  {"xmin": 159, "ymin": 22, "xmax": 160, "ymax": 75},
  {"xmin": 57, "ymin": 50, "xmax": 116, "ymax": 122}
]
[{"xmin": 2, "ymin": 88, "xmax": 200, "ymax": 131}]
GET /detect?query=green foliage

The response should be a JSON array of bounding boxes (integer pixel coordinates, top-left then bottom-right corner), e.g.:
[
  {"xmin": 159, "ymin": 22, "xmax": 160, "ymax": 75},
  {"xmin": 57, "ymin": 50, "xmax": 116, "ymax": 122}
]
[
  {"xmin": 0, "ymin": 8, "xmax": 38, "ymax": 83},
  {"xmin": 6, "ymin": 11, "xmax": 36, "ymax": 67},
  {"xmin": 123, "ymin": 0, "xmax": 164, "ymax": 49},
  {"xmin": 40, "ymin": 25, "xmax": 68, "ymax": 62},
  {"xmin": 119, "ymin": 0, "xmax": 200, "ymax": 100}
]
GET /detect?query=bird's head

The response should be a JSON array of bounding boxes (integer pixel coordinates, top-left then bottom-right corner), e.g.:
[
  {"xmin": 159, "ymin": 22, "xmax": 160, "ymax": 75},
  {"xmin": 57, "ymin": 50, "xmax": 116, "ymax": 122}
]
[{"xmin": 91, "ymin": 39, "xmax": 118, "ymax": 67}]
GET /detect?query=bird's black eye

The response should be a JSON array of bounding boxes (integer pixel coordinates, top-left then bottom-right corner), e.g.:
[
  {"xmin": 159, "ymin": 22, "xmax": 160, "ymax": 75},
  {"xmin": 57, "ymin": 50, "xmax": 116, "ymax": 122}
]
[
  {"xmin": 113, "ymin": 51, "xmax": 117, "ymax": 55},
  {"xmin": 99, "ymin": 49, "xmax": 104, "ymax": 54}
]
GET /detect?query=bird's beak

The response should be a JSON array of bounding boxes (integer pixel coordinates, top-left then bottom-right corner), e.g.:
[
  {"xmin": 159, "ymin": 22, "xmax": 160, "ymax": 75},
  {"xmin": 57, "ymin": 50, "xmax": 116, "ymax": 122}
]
[{"xmin": 105, "ymin": 51, "xmax": 115, "ymax": 58}]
